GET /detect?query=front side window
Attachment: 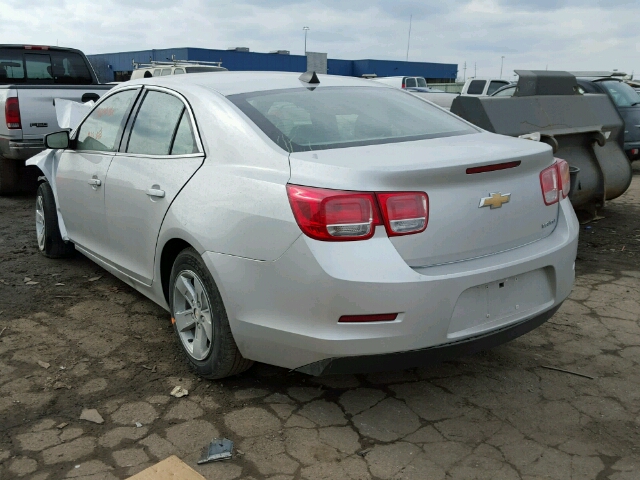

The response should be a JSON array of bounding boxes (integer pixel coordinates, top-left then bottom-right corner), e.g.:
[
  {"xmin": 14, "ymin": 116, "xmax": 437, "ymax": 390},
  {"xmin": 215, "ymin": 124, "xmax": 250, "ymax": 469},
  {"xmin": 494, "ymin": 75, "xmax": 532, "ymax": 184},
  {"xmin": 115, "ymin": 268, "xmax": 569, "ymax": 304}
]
[
  {"xmin": 416, "ymin": 77, "xmax": 427, "ymax": 88},
  {"xmin": 153, "ymin": 69, "xmax": 161, "ymax": 77},
  {"xmin": 76, "ymin": 89, "xmax": 138, "ymax": 152},
  {"xmin": 126, "ymin": 91, "xmax": 186, "ymax": 155},
  {"xmin": 229, "ymin": 86, "xmax": 477, "ymax": 153},
  {"xmin": 493, "ymin": 86, "xmax": 516, "ymax": 97},
  {"xmin": 487, "ymin": 81, "xmax": 508, "ymax": 95},
  {"xmin": 174, "ymin": 68, "xmax": 185, "ymax": 75},
  {"xmin": 161, "ymin": 68, "xmax": 171, "ymax": 76},
  {"xmin": 467, "ymin": 80, "xmax": 486, "ymax": 95},
  {"xmin": 601, "ymin": 80, "xmax": 640, "ymax": 107}
]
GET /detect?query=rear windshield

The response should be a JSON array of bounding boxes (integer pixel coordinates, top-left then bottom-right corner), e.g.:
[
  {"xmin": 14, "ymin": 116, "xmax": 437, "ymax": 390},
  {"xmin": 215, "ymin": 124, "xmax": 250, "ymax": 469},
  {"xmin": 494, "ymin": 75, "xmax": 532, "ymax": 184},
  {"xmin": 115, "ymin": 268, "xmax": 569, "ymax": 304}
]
[
  {"xmin": 600, "ymin": 80, "xmax": 640, "ymax": 107},
  {"xmin": 0, "ymin": 48, "xmax": 93, "ymax": 85},
  {"xmin": 228, "ymin": 87, "xmax": 477, "ymax": 152}
]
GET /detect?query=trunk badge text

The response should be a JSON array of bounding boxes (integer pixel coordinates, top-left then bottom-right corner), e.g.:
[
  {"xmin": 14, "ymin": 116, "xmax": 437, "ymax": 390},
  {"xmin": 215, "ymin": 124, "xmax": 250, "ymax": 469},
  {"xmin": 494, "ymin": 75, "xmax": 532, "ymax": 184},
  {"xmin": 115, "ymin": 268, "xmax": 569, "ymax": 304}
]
[{"xmin": 479, "ymin": 192, "xmax": 511, "ymax": 209}]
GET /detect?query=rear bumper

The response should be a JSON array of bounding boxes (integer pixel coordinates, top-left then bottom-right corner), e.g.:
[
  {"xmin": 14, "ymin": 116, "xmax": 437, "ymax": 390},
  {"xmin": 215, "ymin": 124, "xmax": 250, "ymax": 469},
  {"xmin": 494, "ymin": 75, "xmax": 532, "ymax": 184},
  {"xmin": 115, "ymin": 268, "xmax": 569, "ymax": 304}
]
[
  {"xmin": 202, "ymin": 198, "xmax": 579, "ymax": 372},
  {"xmin": 0, "ymin": 135, "xmax": 45, "ymax": 161},
  {"xmin": 297, "ymin": 304, "xmax": 561, "ymax": 375}
]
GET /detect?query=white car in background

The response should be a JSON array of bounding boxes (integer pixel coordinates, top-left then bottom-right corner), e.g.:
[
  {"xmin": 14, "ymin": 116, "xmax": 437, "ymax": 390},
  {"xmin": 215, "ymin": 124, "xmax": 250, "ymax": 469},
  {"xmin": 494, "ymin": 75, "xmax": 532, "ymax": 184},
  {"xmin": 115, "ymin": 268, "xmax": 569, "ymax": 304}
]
[{"xmin": 30, "ymin": 71, "xmax": 579, "ymax": 378}]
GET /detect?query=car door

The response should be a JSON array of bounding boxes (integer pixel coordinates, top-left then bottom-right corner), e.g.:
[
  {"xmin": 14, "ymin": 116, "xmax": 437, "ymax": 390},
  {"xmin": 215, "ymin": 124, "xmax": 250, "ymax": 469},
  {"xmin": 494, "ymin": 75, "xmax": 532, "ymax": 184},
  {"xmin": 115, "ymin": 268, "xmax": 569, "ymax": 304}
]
[
  {"xmin": 103, "ymin": 87, "xmax": 205, "ymax": 285},
  {"xmin": 55, "ymin": 87, "xmax": 140, "ymax": 256}
]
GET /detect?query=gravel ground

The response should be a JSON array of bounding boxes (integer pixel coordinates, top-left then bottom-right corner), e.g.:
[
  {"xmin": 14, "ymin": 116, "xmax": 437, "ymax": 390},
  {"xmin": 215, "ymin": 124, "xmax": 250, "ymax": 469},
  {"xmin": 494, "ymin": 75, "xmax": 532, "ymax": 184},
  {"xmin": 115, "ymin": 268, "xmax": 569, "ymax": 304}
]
[{"xmin": 0, "ymin": 163, "xmax": 639, "ymax": 480}]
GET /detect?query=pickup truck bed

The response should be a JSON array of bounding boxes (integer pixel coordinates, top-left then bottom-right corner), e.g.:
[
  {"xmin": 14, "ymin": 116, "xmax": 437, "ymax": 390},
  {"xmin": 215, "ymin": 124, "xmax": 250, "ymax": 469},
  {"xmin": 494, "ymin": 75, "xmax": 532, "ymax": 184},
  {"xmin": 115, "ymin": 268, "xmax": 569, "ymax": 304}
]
[{"xmin": 0, "ymin": 45, "xmax": 113, "ymax": 194}]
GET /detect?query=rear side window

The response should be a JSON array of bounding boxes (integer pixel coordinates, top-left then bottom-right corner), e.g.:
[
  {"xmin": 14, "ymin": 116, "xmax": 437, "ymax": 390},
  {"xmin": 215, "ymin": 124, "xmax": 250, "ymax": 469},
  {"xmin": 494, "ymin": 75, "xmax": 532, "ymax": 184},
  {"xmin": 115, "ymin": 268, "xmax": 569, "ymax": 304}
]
[
  {"xmin": 0, "ymin": 48, "xmax": 93, "ymax": 85},
  {"xmin": 153, "ymin": 69, "xmax": 161, "ymax": 77},
  {"xmin": 487, "ymin": 81, "xmax": 508, "ymax": 95},
  {"xmin": 229, "ymin": 86, "xmax": 477, "ymax": 153},
  {"xmin": 171, "ymin": 112, "xmax": 198, "ymax": 154},
  {"xmin": 174, "ymin": 68, "xmax": 185, "ymax": 75},
  {"xmin": 0, "ymin": 49, "xmax": 25, "ymax": 82},
  {"xmin": 127, "ymin": 91, "xmax": 186, "ymax": 155},
  {"xmin": 467, "ymin": 80, "xmax": 486, "ymax": 94},
  {"xmin": 161, "ymin": 68, "xmax": 171, "ymax": 76},
  {"xmin": 405, "ymin": 78, "xmax": 417, "ymax": 88},
  {"xmin": 493, "ymin": 86, "xmax": 516, "ymax": 97},
  {"xmin": 76, "ymin": 89, "xmax": 139, "ymax": 152}
]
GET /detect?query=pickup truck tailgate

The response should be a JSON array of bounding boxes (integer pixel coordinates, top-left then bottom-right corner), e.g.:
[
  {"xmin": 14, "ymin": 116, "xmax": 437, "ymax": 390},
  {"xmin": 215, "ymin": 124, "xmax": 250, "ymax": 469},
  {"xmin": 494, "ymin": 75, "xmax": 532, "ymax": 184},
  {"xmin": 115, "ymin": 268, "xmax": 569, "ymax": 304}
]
[{"xmin": 18, "ymin": 86, "xmax": 111, "ymax": 137}]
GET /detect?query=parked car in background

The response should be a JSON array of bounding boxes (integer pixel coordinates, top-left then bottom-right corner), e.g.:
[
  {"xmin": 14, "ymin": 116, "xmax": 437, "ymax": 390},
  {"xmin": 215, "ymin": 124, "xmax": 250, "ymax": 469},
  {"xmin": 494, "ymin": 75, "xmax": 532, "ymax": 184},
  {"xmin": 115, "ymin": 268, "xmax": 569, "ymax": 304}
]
[
  {"xmin": 30, "ymin": 71, "xmax": 578, "ymax": 379},
  {"xmin": 371, "ymin": 76, "xmax": 459, "ymax": 109},
  {"xmin": 130, "ymin": 60, "xmax": 227, "ymax": 80},
  {"xmin": 576, "ymin": 75, "xmax": 640, "ymax": 161},
  {"xmin": 461, "ymin": 78, "xmax": 511, "ymax": 96},
  {"xmin": 0, "ymin": 44, "xmax": 112, "ymax": 194}
]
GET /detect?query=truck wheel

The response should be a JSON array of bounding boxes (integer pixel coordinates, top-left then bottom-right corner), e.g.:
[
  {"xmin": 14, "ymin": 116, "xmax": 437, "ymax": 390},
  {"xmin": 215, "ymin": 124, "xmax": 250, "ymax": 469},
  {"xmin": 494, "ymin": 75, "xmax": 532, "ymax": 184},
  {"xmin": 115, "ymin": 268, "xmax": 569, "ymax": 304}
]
[
  {"xmin": 36, "ymin": 182, "xmax": 75, "ymax": 258},
  {"xmin": 0, "ymin": 158, "xmax": 19, "ymax": 195},
  {"xmin": 169, "ymin": 247, "xmax": 253, "ymax": 379}
]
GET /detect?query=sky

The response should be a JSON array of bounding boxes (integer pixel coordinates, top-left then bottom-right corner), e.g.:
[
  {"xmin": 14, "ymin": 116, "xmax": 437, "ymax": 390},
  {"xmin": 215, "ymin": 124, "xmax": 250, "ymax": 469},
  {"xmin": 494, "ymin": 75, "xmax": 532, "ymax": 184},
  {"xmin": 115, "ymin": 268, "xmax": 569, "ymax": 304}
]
[{"xmin": 1, "ymin": 0, "xmax": 639, "ymax": 81}]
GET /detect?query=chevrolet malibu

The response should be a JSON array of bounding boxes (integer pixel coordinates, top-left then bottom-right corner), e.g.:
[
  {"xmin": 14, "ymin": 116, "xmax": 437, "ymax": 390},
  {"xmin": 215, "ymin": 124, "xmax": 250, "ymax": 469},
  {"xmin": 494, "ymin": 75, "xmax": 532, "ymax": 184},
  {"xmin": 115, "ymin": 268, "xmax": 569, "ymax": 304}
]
[{"xmin": 29, "ymin": 72, "xmax": 579, "ymax": 379}]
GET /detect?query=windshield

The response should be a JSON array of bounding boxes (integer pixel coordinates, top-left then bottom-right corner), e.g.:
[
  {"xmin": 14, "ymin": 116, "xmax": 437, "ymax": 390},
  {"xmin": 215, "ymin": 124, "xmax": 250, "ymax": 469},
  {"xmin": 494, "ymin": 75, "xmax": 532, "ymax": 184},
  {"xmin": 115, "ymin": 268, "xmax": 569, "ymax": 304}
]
[
  {"xmin": 600, "ymin": 80, "xmax": 640, "ymax": 107},
  {"xmin": 229, "ymin": 87, "xmax": 477, "ymax": 153},
  {"xmin": 0, "ymin": 48, "xmax": 93, "ymax": 85}
]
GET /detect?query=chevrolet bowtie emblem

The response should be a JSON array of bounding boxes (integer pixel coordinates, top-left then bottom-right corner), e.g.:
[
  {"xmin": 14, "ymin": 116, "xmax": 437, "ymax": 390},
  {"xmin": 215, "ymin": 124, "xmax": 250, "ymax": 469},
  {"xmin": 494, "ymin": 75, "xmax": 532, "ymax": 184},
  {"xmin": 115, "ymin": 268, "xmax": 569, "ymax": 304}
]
[{"xmin": 479, "ymin": 192, "xmax": 511, "ymax": 209}]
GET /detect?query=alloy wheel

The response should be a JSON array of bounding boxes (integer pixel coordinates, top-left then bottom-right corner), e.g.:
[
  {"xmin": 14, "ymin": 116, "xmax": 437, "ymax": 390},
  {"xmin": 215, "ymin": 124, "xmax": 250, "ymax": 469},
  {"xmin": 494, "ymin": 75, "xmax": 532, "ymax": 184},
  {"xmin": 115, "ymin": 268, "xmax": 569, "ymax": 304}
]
[{"xmin": 172, "ymin": 270, "xmax": 214, "ymax": 361}]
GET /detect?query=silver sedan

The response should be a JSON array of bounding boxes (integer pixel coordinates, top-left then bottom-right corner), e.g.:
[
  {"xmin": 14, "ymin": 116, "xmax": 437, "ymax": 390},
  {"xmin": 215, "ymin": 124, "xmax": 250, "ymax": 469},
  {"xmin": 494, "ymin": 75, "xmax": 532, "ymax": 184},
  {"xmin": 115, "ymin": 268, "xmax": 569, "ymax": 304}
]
[{"xmin": 30, "ymin": 72, "xmax": 579, "ymax": 378}]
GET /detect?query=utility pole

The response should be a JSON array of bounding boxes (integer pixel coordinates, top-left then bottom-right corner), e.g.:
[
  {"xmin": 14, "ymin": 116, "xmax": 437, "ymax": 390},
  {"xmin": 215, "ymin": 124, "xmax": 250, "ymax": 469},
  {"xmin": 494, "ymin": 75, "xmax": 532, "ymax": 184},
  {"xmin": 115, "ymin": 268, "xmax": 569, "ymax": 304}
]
[
  {"xmin": 303, "ymin": 26, "xmax": 309, "ymax": 55},
  {"xmin": 500, "ymin": 55, "xmax": 505, "ymax": 79},
  {"xmin": 463, "ymin": 61, "xmax": 467, "ymax": 82},
  {"xmin": 406, "ymin": 15, "xmax": 412, "ymax": 62},
  {"xmin": 474, "ymin": 62, "xmax": 477, "ymax": 78}
]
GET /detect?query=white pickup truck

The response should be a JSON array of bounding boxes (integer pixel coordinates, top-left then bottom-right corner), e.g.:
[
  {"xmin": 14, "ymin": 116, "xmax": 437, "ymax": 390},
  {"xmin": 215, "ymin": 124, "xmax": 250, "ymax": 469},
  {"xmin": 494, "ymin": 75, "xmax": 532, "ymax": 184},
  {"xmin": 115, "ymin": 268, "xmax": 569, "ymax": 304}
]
[
  {"xmin": 0, "ymin": 45, "xmax": 113, "ymax": 194},
  {"xmin": 460, "ymin": 78, "xmax": 511, "ymax": 96}
]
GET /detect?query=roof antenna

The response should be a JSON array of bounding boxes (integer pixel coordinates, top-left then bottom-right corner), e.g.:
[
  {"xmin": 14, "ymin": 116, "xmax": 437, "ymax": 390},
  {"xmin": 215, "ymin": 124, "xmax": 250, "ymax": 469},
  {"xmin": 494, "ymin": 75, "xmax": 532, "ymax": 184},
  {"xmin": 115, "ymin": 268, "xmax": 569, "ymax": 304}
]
[{"xmin": 299, "ymin": 71, "xmax": 320, "ymax": 84}]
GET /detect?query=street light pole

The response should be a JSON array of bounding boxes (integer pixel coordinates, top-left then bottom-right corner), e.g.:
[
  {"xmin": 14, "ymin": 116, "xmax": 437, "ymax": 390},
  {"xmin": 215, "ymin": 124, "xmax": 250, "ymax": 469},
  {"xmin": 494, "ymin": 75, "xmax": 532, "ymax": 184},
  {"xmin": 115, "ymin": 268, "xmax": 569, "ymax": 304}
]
[
  {"xmin": 406, "ymin": 15, "xmax": 412, "ymax": 62},
  {"xmin": 500, "ymin": 55, "xmax": 505, "ymax": 79},
  {"xmin": 303, "ymin": 27, "xmax": 309, "ymax": 55}
]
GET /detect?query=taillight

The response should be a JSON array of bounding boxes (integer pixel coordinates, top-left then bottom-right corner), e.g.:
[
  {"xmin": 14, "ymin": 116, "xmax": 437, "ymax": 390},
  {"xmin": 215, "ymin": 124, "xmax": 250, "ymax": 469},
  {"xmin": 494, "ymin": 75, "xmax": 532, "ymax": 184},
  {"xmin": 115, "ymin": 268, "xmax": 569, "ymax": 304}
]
[
  {"xmin": 556, "ymin": 158, "xmax": 570, "ymax": 198},
  {"xmin": 286, "ymin": 185, "xmax": 381, "ymax": 241},
  {"xmin": 540, "ymin": 163, "xmax": 559, "ymax": 205},
  {"xmin": 287, "ymin": 185, "xmax": 429, "ymax": 241},
  {"xmin": 5, "ymin": 97, "xmax": 21, "ymax": 129},
  {"xmin": 376, "ymin": 192, "xmax": 429, "ymax": 236},
  {"xmin": 540, "ymin": 159, "xmax": 570, "ymax": 205}
]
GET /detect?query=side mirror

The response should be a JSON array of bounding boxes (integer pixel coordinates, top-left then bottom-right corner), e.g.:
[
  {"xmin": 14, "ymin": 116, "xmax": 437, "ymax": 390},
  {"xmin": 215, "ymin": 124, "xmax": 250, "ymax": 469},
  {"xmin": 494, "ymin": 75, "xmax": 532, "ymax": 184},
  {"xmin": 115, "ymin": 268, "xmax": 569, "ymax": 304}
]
[{"xmin": 45, "ymin": 131, "xmax": 70, "ymax": 150}]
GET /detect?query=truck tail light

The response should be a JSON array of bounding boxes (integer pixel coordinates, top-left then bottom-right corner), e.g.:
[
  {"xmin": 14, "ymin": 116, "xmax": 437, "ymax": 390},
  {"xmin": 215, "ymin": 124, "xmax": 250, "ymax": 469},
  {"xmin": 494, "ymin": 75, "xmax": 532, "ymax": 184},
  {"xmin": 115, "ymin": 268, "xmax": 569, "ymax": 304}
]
[
  {"xmin": 5, "ymin": 97, "xmax": 21, "ymax": 129},
  {"xmin": 286, "ymin": 185, "xmax": 381, "ymax": 241},
  {"xmin": 540, "ymin": 159, "xmax": 571, "ymax": 205},
  {"xmin": 556, "ymin": 158, "xmax": 570, "ymax": 198},
  {"xmin": 376, "ymin": 192, "xmax": 429, "ymax": 236},
  {"xmin": 286, "ymin": 185, "xmax": 429, "ymax": 241}
]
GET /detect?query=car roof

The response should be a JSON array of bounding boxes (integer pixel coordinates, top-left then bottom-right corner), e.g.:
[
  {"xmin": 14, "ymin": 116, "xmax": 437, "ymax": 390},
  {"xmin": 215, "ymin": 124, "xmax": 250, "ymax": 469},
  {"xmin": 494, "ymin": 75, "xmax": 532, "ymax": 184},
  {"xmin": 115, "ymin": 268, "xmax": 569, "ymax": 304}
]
[
  {"xmin": 577, "ymin": 77, "xmax": 622, "ymax": 83},
  {"xmin": 124, "ymin": 71, "xmax": 391, "ymax": 96}
]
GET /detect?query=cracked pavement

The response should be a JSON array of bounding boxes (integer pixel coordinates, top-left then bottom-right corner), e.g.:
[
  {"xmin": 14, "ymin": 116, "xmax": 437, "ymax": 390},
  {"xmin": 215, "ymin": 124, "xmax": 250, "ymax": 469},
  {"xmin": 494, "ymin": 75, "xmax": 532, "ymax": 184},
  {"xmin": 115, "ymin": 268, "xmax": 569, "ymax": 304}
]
[{"xmin": 0, "ymin": 163, "xmax": 639, "ymax": 479}]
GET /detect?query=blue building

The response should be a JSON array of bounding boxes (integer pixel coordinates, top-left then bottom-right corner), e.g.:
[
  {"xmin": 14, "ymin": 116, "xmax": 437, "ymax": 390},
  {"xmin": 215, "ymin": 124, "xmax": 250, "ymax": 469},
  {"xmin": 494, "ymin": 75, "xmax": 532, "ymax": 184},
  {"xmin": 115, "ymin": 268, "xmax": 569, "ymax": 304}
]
[{"xmin": 87, "ymin": 47, "xmax": 458, "ymax": 83}]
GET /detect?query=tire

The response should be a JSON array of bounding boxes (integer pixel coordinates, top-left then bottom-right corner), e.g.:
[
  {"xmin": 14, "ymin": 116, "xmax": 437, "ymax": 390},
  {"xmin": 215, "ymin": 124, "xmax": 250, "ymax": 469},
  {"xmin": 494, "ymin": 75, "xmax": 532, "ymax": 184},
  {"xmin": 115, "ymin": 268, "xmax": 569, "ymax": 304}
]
[
  {"xmin": 0, "ymin": 157, "xmax": 19, "ymax": 196},
  {"xmin": 169, "ymin": 247, "xmax": 253, "ymax": 379},
  {"xmin": 36, "ymin": 182, "xmax": 75, "ymax": 258}
]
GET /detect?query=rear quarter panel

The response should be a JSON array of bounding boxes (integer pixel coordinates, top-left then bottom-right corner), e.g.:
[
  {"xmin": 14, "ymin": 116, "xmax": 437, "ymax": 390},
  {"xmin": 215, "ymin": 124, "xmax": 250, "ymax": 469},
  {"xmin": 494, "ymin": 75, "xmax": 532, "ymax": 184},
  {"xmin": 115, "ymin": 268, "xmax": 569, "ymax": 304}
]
[{"xmin": 156, "ymin": 85, "xmax": 300, "ymax": 261}]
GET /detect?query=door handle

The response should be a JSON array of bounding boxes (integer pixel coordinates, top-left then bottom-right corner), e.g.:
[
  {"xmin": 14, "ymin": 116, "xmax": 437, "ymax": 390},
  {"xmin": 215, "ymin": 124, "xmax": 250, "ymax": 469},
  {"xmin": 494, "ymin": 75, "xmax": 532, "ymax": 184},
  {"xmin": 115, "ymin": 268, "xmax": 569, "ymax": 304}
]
[
  {"xmin": 88, "ymin": 178, "xmax": 102, "ymax": 186},
  {"xmin": 146, "ymin": 188, "xmax": 165, "ymax": 198}
]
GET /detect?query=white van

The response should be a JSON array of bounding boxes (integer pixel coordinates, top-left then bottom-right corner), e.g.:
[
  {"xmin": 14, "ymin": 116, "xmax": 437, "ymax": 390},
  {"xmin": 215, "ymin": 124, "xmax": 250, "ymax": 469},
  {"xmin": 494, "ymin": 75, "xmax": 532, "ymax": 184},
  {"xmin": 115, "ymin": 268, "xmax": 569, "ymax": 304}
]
[{"xmin": 130, "ymin": 61, "xmax": 227, "ymax": 80}]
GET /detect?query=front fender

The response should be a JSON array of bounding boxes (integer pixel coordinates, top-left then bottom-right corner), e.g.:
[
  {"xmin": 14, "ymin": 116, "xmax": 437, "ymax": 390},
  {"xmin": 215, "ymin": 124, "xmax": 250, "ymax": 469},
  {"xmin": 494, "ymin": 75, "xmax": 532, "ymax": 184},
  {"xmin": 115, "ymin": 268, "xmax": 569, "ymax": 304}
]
[{"xmin": 26, "ymin": 149, "xmax": 69, "ymax": 241}]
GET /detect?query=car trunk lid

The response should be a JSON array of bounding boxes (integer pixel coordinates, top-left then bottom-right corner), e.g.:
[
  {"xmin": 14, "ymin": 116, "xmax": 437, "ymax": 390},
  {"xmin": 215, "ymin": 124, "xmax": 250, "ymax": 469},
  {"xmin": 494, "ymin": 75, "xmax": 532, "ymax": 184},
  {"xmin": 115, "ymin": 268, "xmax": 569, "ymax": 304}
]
[{"xmin": 288, "ymin": 132, "xmax": 560, "ymax": 267}]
